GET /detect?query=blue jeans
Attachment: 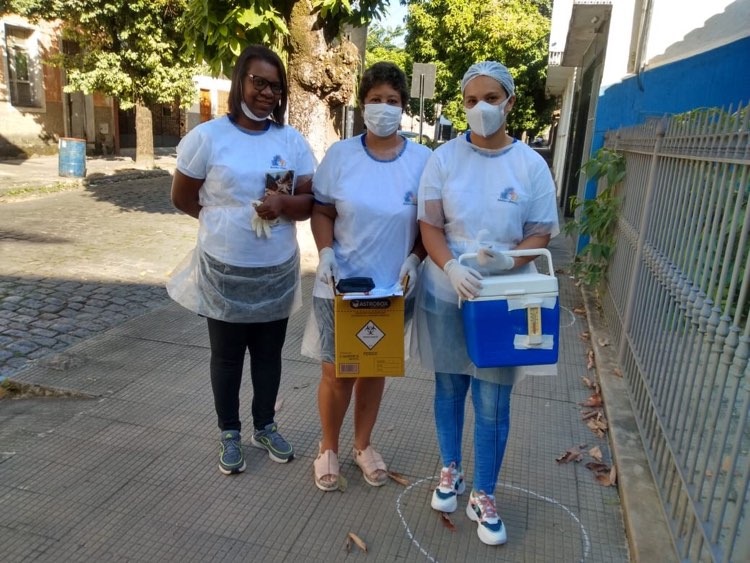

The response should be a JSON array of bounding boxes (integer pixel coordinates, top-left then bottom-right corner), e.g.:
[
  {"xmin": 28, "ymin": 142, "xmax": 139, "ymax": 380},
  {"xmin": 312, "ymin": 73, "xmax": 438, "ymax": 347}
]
[{"xmin": 434, "ymin": 372, "xmax": 512, "ymax": 494}]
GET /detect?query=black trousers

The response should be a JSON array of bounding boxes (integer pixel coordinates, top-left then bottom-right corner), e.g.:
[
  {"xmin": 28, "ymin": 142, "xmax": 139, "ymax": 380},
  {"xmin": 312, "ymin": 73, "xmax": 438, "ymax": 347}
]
[{"xmin": 206, "ymin": 316, "xmax": 289, "ymax": 433}]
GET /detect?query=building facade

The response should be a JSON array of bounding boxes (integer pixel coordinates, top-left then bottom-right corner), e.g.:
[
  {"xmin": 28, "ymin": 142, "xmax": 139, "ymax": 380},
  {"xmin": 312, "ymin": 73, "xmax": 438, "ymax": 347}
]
[{"xmin": 546, "ymin": 0, "xmax": 750, "ymax": 219}]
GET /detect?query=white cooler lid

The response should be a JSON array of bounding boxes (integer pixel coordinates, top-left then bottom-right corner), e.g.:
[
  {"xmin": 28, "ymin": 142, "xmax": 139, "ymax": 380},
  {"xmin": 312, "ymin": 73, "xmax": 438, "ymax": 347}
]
[{"xmin": 475, "ymin": 271, "xmax": 558, "ymax": 298}]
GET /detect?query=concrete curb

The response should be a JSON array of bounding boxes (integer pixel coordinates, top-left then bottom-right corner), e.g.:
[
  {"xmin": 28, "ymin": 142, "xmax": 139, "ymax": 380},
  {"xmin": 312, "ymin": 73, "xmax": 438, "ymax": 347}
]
[{"xmin": 582, "ymin": 284, "xmax": 679, "ymax": 562}]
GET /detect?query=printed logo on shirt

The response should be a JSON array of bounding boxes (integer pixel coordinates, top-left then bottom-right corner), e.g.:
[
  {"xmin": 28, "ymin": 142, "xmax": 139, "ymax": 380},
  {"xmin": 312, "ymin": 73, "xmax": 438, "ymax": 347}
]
[
  {"xmin": 270, "ymin": 155, "xmax": 288, "ymax": 168},
  {"xmin": 498, "ymin": 187, "xmax": 519, "ymax": 204},
  {"xmin": 403, "ymin": 190, "xmax": 417, "ymax": 206}
]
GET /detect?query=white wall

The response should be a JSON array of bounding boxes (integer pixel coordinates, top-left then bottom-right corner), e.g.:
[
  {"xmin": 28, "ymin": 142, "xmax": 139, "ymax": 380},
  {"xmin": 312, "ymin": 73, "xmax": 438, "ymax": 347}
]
[
  {"xmin": 600, "ymin": 0, "xmax": 637, "ymax": 93},
  {"xmin": 186, "ymin": 75, "xmax": 231, "ymax": 133},
  {"xmin": 646, "ymin": 0, "xmax": 749, "ymax": 67}
]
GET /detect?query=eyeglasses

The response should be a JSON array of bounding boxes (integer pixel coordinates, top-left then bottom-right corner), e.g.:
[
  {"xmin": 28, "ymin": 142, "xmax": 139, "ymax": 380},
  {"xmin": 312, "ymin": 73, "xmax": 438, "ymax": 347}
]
[{"xmin": 246, "ymin": 74, "xmax": 283, "ymax": 95}]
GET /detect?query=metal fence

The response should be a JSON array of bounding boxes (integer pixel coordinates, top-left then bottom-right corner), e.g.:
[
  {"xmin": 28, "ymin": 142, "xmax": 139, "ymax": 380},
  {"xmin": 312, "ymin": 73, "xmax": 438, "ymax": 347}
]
[{"xmin": 600, "ymin": 103, "xmax": 749, "ymax": 562}]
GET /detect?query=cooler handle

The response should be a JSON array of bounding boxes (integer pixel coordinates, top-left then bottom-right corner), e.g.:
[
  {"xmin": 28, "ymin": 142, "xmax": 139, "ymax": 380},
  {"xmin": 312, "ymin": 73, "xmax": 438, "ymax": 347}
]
[{"xmin": 458, "ymin": 248, "xmax": 554, "ymax": 274}]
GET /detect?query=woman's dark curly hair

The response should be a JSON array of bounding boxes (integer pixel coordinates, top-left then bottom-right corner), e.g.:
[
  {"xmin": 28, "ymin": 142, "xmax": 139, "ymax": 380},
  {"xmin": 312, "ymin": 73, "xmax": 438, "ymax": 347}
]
[
  {"xmin": 357, "ymin": 62, "xmax": 408, "ymax": 109},
  {"xmin": 228, "ymin": 45, "xmax": 287, "ymax": 126}
]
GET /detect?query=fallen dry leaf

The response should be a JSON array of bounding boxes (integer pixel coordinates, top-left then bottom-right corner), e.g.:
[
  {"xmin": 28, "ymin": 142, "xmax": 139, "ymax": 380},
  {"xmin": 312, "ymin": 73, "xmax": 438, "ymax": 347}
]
[
  {"xmin": 586, "ymin": 414, "xmax": 609, "ymax": 438},
  {"xmin": 556, "ymin": 444, "xmax": 587, "ymax": 463},
  {"xmin": 585, "ymin": 461, "xmax": 610, "ymax": 473},
  {"xmin": 585, "ymin": 461, "xmax": 617, "ymax": 486},
  {"xmin": 586, "ymin": 421, "xmax": 605, "ymax": 438},
  {"xmin": 589, "ymin": 446, "xmax": 603, "ymax": 461},
  {"xmin": 597, "ymin": 337, "xmax": 610, "ymax": 347},
  {"xmin": 587, "ymin": 349, "xmax": 596, "ymax": 370},
  {"xmin": 387, "ymin": 471, "xmax": 410, "ymax": 486},
  {"xmin": 579, "ymin": 331, "xmax": 591, "ymax": 342},
  {"xmin": 439, "ymin": 512, "xmax": 456, "ymax": 531},
  {"xmin": 613, "ymin": 368, "xmax": 623, "ymax": 378},
  {"xmin": 347, "ymin": 532, "xmax": 368, "ymax": 553},
  {"xmin": 573, "ymin": 307, "xmax": 586, "ymax": 316},
  {"xmin": 594, "ymin": 466, "xmax": 617, "ymax": 487},
  {"xmin": 579, "ymin": 393, "xmax": 603, "ymax": 408},
  {"xmin": 581, "ymin": 409, "xmax": 601, "ymax": 420},
  {"xmin": 581, "ymin": 376, "xmax": 595, "ymax": 389}
]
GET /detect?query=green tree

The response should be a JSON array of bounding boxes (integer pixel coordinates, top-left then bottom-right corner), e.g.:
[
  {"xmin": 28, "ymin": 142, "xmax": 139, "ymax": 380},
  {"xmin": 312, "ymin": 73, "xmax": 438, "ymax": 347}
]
[
  {"xmin": 181, "ymin": 0, "xmax": 389, "ymax": 156},
  {"xmin": 19, "ymin": 0, "xmax": 196, "ymax": 166},
  {"xmin": 366, "ymin": 23, "xmax": 409, "ymax": 69},
  {"xmin": 404, "ymin": 0, "xmax": 553, "ymax": 137}
]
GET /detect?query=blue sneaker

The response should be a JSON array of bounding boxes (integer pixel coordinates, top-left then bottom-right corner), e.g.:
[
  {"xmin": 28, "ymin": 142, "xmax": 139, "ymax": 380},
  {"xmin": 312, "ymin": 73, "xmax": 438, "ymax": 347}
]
[
  {"xmin": 250, "ymin": 423, "xmax": 294, "ymax": 463},
  {"xmin": 431, "ymin": 462, "xmax": 465, "ymax": 512},
  {"xmin": 218, "ymin": 430, "xmax": 246, "ymax": 475},
  {"xmin": 466, "ymin": 490, "xmax": 507, "ymax": 545}
]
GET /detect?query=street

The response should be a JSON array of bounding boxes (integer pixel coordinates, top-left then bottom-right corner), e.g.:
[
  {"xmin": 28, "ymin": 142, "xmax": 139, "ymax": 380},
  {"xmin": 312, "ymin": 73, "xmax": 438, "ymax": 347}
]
[
  {"xmin": 0, "ymin": 174, "xmax": 319, "ymax": 379},
  {"xmin": 0, "ymin": 174, "xmax": 194, "ymax": 379}
]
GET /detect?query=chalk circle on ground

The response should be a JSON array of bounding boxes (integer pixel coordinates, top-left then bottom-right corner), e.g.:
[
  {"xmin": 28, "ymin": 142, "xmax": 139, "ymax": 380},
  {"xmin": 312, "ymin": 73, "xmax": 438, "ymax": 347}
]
[
  {"xmin": 395, "ymin": 476, "xmax": 591, "ymax": 563},
  {"xmin": 560, "ymin": 305, "xmax": 577, "ymax": 328}
]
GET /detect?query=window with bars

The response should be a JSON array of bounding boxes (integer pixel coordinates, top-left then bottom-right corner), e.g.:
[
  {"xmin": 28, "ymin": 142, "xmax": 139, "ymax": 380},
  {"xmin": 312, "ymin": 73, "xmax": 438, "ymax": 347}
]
[{"xmin": 5, "ymin": 24, "xmax": 42, "ymax": 108}]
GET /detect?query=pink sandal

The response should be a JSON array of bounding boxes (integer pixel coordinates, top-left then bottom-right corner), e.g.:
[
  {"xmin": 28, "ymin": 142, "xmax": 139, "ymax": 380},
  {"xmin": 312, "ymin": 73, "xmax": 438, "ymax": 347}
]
[
  {"xmin": 353, "ymin": 445, "xmax": 388, "ymax": 487},
  {"xmin": 314, "ymin": 444, "xmax": 339, "ymax": 492}
]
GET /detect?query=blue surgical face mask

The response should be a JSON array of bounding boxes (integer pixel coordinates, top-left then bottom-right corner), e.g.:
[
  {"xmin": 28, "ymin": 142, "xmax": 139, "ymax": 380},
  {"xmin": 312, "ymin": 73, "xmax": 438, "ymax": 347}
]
[
  {"xmin": 465, "ymin": 98, "xmax": 509, "ymax": 137},
  {"xmin": 363, "ymin": 103, "xmax": 403, "ymax": 137}
]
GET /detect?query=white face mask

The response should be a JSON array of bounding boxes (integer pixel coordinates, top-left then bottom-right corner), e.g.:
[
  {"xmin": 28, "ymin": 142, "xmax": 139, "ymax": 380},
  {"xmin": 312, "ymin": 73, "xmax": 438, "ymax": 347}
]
[
  {"xmin": 363, "ymin": 103, "xmax": 403, "ymax": 137},
  {"xmin": 465, "ymin": 99, "xmax": 509, "ymax": 137},
  {"xmin": 241, "ymin": 101, "xmax": 268, "ymax": 122}
]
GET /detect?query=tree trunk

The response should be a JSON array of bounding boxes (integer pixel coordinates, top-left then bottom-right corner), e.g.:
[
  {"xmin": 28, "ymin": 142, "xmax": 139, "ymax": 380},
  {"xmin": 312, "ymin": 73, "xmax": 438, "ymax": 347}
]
[
  {"xmin": 286, "ymin": 1, "xmax": 361, "ymax": 160},
  {"xmin": 135, "ymin": 102, "xmax": 155, "ymax": 168}
]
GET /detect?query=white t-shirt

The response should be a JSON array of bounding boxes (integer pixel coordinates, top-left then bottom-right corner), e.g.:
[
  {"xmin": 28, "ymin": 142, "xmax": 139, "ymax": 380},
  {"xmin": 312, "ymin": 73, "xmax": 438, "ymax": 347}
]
[
  {"xmin": 176, "ymin": 116, "xmax": 316, "ymax": 267},
  {"xmin": 312, "ymin": 134, "xmax": 432, "ymax": 298},
  {"xmin": 418, "ymin": 134, "xmax": 559, "ymax": 301}
]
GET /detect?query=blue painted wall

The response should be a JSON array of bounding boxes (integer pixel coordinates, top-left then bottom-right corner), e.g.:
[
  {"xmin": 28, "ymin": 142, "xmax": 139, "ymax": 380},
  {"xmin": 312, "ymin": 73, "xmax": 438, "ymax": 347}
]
[{"xmin": 585, "ymin": 35, "xmax": 750, "ymax": 202}]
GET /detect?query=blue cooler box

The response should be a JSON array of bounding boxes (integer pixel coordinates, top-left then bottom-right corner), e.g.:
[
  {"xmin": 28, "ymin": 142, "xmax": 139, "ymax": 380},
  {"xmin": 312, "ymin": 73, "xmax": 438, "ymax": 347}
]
[{"xmin": 460, "ymin": 249, "xmax": 559, "ymax": 368}]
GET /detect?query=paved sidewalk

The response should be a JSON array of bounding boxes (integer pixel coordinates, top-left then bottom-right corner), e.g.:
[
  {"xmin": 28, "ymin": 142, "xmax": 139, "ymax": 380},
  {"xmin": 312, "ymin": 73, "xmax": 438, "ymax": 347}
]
[
  {"xmin": 0, "ymin": 150, "xmax": 640, "ymax": 561},
  {"xmin": 1, "ymin": 252, "xmax": 630, "ymax": 562}
]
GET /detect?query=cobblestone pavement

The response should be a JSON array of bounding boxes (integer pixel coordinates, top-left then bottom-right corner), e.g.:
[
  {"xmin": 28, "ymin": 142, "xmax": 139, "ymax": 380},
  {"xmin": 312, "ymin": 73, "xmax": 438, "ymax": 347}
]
[
  {"xmin": 0, "ymin": 171, "xmax": 320, "ymax": 380},
  {"xmin": 0, "ymin": 173, "xmax": 196, "ymax": 379}
]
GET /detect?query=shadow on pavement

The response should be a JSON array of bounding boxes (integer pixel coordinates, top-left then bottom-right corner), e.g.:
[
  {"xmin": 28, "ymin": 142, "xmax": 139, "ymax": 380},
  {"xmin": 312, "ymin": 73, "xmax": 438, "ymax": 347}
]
[{"xmin": 83, "ymin": 173, "xmax": 181, "ymax": 215}]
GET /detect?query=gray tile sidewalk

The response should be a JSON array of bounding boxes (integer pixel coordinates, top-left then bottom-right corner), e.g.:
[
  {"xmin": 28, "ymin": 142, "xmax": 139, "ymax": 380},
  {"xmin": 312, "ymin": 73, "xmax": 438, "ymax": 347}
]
[{"xmin": 1, "ymin": 233, "xmax": 631, "ymax": 562}]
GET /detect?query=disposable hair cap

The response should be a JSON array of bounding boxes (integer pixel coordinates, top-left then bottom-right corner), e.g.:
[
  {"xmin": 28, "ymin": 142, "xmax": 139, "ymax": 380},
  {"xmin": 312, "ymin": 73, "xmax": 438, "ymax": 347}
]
[{"xmin": 461, "ymin": 61, "xmax": 515, "ymax": 97}]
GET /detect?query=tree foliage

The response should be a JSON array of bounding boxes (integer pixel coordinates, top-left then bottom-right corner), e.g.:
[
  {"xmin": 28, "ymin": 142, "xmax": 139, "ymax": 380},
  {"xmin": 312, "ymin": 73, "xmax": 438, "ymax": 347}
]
[
  {"xmin": 17, "ymin": 0, "xmax": 196, "ymax": 111},
  {"xmin": 180, "ymin": 1, "xmax": 390, "ymax": 154},
  {"xmin": 404, "ymin": 0, "xmax": 553, "ymax": 136},
  {"xmin": 366, "ymin": 22, "xmax": 432, "ymax": 124},
  {"xmin": 365, "ymin": 23, "xmax": 409, "ymax": 69},
  {"xmin": 182, "ymin": 0, "xmax": 389, "ymax": 79}
]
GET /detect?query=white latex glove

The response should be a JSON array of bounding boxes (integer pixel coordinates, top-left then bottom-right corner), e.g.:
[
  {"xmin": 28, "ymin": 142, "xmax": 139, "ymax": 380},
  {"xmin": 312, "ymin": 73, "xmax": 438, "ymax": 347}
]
[
  {"xmin": 477, "ymin": 247, "xmax": 514, "ymax": 272},
  {"xmin": 316, "ymin": 247, "xmax": 339, "ymax": 286},
  {"xmin": 251, "ymin": 201, "xmax": 272, "ymax": 238},
  {"xmin": 443, "ymin": 259, "xmax": 482, "ymax": 300},
  {"xmin": 251, "ymin": 214, "xmax": 272, "ymax": 238},
  {"xmin": 398, "ymin": 253, "xmax": 421, "ymax": 297}
]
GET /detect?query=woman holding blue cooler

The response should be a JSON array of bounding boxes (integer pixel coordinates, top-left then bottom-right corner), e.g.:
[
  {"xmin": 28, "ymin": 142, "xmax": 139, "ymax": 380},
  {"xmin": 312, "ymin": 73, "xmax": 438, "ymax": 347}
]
[{"xmin": 413, "ymin": 60, "xmax": 559, "ymax": 545}]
